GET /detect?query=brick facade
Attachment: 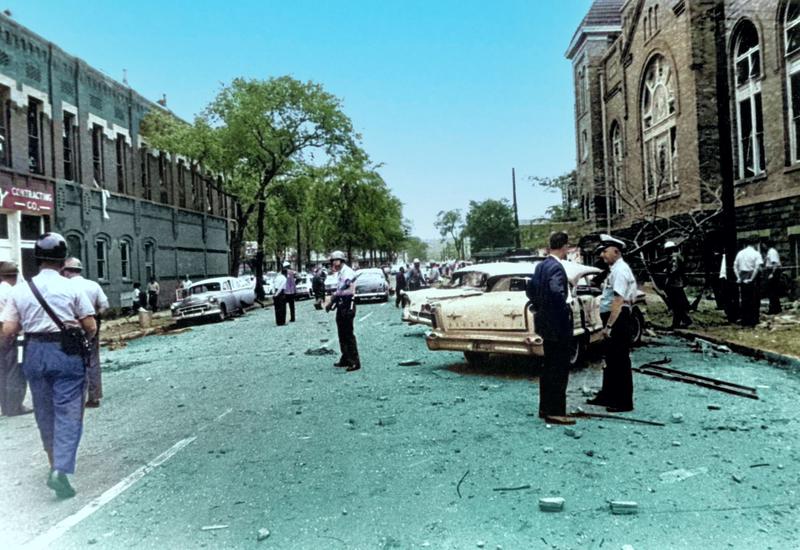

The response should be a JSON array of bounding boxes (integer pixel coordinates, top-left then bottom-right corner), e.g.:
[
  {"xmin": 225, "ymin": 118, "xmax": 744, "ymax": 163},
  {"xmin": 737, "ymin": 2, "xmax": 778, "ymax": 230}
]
[
  {"xmin": 568, "ymin": 0, "xmax": 800, "ymax": 276},
  {"xmin": 0, "ymin": 13, "xmax": 238, "ymax": 307}
]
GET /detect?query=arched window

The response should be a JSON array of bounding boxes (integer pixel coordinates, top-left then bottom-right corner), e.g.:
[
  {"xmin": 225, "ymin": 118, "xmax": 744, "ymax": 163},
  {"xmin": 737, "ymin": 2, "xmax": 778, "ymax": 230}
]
[
  {"xmin": 120, "ymin": 238, "xmax": 132, "ymax": 280},
  {"xmin": 785, "ymin": 2, "xmax": 800, "ymax": 162},
  {"xmin": 610, "ymin": 122, "xmax": 623, "ymax": 214},
  {"xmin": 144, "ymin": 241, "xmax": 156, "ymax": 281},
  {"xmin": 641, "ymin": 54, "xmax": 678, "ymax": 199},
  {"xmin": 733, "ymin": 20, "xmax": 764, "ymax": 178}
]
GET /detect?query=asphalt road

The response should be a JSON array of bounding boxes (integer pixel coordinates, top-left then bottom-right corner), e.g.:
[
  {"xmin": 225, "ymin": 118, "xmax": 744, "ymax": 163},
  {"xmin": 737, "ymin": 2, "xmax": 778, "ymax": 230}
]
[{"xmin": 1, "ymin": 299, "xmax": 799, "ymax": 549}]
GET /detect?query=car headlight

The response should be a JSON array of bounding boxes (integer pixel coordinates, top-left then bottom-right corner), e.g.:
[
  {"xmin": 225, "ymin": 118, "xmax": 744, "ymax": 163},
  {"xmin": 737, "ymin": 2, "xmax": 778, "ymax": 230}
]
[{"xmin": 209, "ymin": 297, "xmax": 218, "ymax": 303}]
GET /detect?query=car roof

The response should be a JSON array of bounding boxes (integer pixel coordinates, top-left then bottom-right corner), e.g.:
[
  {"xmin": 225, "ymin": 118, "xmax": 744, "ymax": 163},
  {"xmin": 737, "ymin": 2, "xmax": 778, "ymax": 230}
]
[
  {"xmin": 561, "ymin": 259, "xmax": 603, "ymax": 283},
  {"xmin": 190, "ymin": 276, "xmax": 232, "ymax": 286}
]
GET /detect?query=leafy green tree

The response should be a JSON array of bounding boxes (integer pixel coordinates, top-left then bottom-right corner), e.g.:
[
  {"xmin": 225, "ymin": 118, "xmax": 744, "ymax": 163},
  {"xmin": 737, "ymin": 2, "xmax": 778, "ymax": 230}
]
[
  {"xmin": 402, "ymin": 237, "xmax": 429, "ymax": 262},
  {"xmin": 529, "ymin": 171, "xmax": 579, "ymax": 222},
  {"xmin": 434, "ymin": 209, "xmax": 466, "ymax": 259},
  {"xmin": 464, "ymin": 198, "xmax": 516, "ymax": 254}
]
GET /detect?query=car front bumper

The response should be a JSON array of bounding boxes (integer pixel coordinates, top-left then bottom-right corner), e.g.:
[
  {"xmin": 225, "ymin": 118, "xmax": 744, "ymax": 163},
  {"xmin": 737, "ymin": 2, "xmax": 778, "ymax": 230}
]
[
  {"xmin": 172, "ymin": 305, "xmax": 223, "ymax": 320},
  {"xmin": 356, "ymin": 291, "xmax": 388, "ymax": 301}
]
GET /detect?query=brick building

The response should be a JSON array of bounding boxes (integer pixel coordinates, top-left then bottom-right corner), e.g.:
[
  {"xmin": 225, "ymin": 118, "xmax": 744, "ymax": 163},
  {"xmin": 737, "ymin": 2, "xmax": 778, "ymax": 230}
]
[
  {"xmin": 0, "ymin": 13, "xmax": 237, "ymax": 308},
  {"xmin": 568, "ymin": 0, "xmax": 800, "ymax": 275}
]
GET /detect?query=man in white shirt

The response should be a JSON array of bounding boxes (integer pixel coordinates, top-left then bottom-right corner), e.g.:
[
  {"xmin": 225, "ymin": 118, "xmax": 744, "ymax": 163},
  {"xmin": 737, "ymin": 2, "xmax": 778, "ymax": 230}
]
[
  {"xmin": 764, "ymin": 241, "xmax": 782, "ymax": 315},
  {"xmin": 62, "ymin": 258, "xmax": 109, "ymax": 408},
  {"xmin": 0, "ymin": 261, "xmax": 29, "ymax": 416},
  {"xmin": 733, "ymin": 239, "xmax": 763, "ymax": 327},
  {"xmin": 272, "ymin": 268, "xmax": 288, "ymax": 326}
]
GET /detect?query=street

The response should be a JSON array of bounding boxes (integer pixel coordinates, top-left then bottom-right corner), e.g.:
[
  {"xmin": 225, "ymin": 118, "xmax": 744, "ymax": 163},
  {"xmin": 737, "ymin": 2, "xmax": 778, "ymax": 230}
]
[{"xmin": 1, "ymin": 300, "xmax": 799, "ymax": 549}]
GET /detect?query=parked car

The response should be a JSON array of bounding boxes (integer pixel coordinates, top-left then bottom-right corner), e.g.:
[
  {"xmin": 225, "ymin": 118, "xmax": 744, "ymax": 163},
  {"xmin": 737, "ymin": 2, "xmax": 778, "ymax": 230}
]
[
  {"xmin": 425, "ymin": 260, "xmax": 645, "ymax": 368},
  {"xmin": 401, "ymin": 261, "xmax": 540, "ymax": 326},
  {"xmin": 354, "ymin": 268, "xmax": 390, "ymax": 303},
  {"xmin": 295, "ymin": 273, "xmax": 314, "ymax": 300},
  {"xmin": 171, "ymin": 276, "xmax": 255, "ymax": 324},
  {"xmin": 324, "ymin": 273, "xmax": 339, "ymax": 295}
]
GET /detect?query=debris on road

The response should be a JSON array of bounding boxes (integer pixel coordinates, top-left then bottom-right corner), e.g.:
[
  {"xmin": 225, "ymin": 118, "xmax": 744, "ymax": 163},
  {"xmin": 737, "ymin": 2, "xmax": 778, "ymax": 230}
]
[
  {"xmin": 707, "ymin": 404, "xmax": 722, "ymax": 410},
  {"xmin": 398, "ymin": 359, "xmax": 422, "ymax": 366},
  {"xmin": 634, "ymin": 360, "xmax": 759, "ymax": 400},
  {"xmin": 609, "ymin": 500, "xmax": 638, "ymax": 515},
  {"xmin": 305, "ymin": 345, "xmax": 336, "ymax": 356},
  {"xmin": 670, "ymin": 413, "xmax": 684, "ymax": 423},
  {"xmin": 200, "ymin": 525, "xmax": 229, "ymax": 531},
  {"xmin": 492, "ymin": 484, "xmax": 531, "ymax": 492},
  {"xmin": 456, "ymin": 469, "xmax": 470, "ymax": 498},
  {"xmin": 572, "ymin": 408, "xmax": 666, "ymax": 427},
  {"xmin": 564, "ymin": 427, "xmax": 582, "ymax": 439},
  {"xmin": 538, "ymin": 497, "xmax": 565, "ymax": 512},
  {"xmin": 257, "ymin": 528, "xmax": 271, "ymax": 541},
  {"xmin": 659, "ymin": 467, "xmax": 708, "ymax": 484}
]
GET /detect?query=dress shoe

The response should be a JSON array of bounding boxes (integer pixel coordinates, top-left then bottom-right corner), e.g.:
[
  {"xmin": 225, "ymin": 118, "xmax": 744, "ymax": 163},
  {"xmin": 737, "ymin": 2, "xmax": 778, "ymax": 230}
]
[
  {"xmin": 85, "ymin": 400, "xmax": 100, "ymax": 408},
  {"xmin": 605, "ymin": 406, "xmax": 634, "ymax": 413},
  {"xmin": 47, "ymin": 470, "xmax": 76, "ymax": 498},
  {"xmin": 333, "ymin": 362, "xmax": 348, "ymax": 368},
  {"xmin": 544, "ymin": 415, "xmax": 576, "ymax": 425},
  {"xmin": 585, "ymin": 396, "xmax": 611, "ymax": 406},
  {"xmin": 345, "ymin": 363, "xmax": 361, "ymax": 372}
]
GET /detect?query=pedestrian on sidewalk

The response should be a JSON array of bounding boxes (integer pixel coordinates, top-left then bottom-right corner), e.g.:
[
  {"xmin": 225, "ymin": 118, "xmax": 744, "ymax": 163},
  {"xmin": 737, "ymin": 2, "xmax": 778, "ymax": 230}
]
[
  {"xmin": 764, "ymin": 240, "xmax": 782, "ymax": 315},
  {"xmin": 734, "ymin": 239, "xmax": 763, "ymax": 327},
  {"xmin": 283, "ymin": 261, "xmax": 297, "ymax": 323},
  {"xmin": 1, "ymin": 233, "xmax": 97, "ymax": 498},
  {"xmin": 395, "ymin": 267, "xmax": 406, "ymax": 308},
  {"xmin": 587, "ymin": 234, "xmax": 637, "ymax": 413},
  {"xmin": 272, "ymin": 268, "xmax": 288, "ymax": 326},
  {"xmin": 325, "ymin": 250, "xmax": 361, "ymax": 372},
  {"xmin": 0, "ymin": 261, "xmax": 30, "ymax": 417},
  {"xmin": 663, "ymin": 241, "xmax": 692, "ymax": 329},
  {"xmin": 147, "ymin": 276, "xmax": 160, "ymax": 312},
  {"xmin": 526, "ymin": 231, "xmax": 575, "ymax": 425},
  {"xmin": 61, "ymin": 257, "xmax": 109, "ymax": 408}
]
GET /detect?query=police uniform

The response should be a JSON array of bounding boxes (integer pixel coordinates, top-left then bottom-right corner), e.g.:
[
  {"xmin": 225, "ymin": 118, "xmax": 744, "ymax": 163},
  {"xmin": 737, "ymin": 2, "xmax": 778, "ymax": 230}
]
[
  {"xmin": 328, "ymin": 252, "xmax": 360, "ymax": 371},
  {"xmin": 1, "ymin": 234, "xmax": 95, "ymax": 497},
  {"xmin": 64, "ymin": 261, "xmax": 109, "ymax": 406},
  {"xmin": 591, "ymin": 236, "xmax": 638, "ymax": 411},
  {"xmin": 0, "ymin": 263, "xmax": 28, "ymax": 416}
]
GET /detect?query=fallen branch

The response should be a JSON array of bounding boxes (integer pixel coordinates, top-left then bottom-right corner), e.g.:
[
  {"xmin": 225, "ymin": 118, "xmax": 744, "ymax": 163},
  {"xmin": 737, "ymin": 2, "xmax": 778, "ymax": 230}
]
[
  {"xmin": 572, "ymin": 410, "xmax": 666, "ymax": 427},
  {"xmin": 492, "ymin": 484, "xmax": 531, "ymax": 492},
  {"xmin": 456, "ymin": 469, "xmax": 470, "ymax": 499}
]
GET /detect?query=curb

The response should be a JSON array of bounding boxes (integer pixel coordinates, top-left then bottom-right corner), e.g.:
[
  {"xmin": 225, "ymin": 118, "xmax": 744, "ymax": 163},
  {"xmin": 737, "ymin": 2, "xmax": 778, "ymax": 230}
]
[{"xmin": 667, "ymin": 328, "xmax": 800, "ymax": 370}]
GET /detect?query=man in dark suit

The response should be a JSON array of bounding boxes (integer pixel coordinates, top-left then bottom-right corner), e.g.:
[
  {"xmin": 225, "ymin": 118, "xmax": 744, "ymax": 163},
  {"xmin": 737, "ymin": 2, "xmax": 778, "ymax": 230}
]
[
  {"xmin": 395, "ymin": 267, "xmax": 406, "ymax": 308},
  {"xmin": 526, "ymin": 231, "xmax": 575, "ymax": 425}
]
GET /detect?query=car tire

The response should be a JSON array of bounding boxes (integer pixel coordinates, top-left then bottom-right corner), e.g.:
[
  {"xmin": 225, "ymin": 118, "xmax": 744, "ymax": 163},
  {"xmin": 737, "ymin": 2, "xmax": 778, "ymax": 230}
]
[
  {"xmin": 630, "ymin": 308, "xmax": 645, "ymax": 347},
  {"xmin": 463, "ymin": 351, "xmax": 489, "ymax": 367},
  {"xmin": 568, "ymin": 336, "xmax": 587, "ymax": 368},
  {"xmin": 217, "ymin": 304, "xmax": 227, "ymax": 322}
]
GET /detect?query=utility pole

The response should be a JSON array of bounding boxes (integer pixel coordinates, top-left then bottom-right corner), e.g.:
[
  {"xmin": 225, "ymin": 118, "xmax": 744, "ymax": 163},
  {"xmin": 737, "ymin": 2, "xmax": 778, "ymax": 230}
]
[{"xmin": 512, "ymin": 168, "xmax": 521, "ymax": 249}]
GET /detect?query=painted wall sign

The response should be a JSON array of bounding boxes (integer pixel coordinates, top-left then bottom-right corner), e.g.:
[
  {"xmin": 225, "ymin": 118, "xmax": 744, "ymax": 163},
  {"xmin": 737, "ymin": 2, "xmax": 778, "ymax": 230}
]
[{"xmin": 0, "ymin": 175, "xmax": 54, "ymax": 214}]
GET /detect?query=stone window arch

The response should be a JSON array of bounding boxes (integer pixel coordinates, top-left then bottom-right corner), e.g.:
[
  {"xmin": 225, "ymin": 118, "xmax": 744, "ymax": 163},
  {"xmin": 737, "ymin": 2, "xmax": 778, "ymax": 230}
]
[
  {"xmin": 641, "ymin": 54, "xmax": 678, "ymax": 199},
  {"xmin": 784, "ymin": 1, "xmax": 800, "ymax": 162},
  {"xmin": 732, "ymin": 19, "xmax": 765, "ymax": 178}
]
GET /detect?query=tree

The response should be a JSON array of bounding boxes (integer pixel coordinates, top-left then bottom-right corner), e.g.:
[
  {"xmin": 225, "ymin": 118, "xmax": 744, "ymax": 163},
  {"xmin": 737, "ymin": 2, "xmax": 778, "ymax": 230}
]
[
  {"xmin": 401, "ymin": 236, "xmax": 429, "ymax": 262},
  {"xmin": 434, "ymin": 209, "xmax": 466, "ymax": 259},
  {"xmin": 464, "ymin": 198, "xmax": 516, "ymax": 254},
  {"xmin": 529, "ymin": 171, "xmax": 579, "ymax": 222}
]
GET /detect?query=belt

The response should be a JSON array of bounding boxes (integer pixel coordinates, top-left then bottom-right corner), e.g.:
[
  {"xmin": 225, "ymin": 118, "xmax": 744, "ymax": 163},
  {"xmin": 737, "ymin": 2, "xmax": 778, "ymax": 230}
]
[{"xmin": 25, "ymin": 332, "xmax": 61, "ymax": 342}]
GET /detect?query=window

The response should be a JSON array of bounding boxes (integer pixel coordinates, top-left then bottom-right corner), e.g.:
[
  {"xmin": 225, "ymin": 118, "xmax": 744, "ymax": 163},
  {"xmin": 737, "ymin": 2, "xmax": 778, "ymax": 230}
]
[
  {"xmin": 95, "ymin": 239, "xmax": 107, "ymax": 280},
  {"xmin": 141, "ymin": 149, "xmax": 151, "ymax": 200},
  {"xmin": 733, "ymin": 21, "xmax": 765, "ymax": 179},
  {"xmin": 581, "ymin": 130, "xmax": 589, "ymax": 161},
  {"xmin": 120, "ymin": 239, "xmax": 131, "ymax": 279},
  {"xmin": 63, "ymin": 112, "xmax": 76, "ymax": 181},
  {"xmin": 20, "ymin": 214, "xmax": 43, "ymax": 240},
  {"xmin": 0, "ymin": 89, "xmax": 10, "ymax": 167},
  {"xmin": 177, "ymin": 160, "xmax": 186, "ymax": 208},
  {"xmin": 576, "ymin": 64, "xmax": 588, "ymax": 115},
  {"xmin": 66, "ymin": 234, "xmax": 82, "ymax": 262},
  {"xmin": 92, "ymin": 124, "xmax": 104, "ymax": 184},
  {"xmin": 116, "ymin": 134, "xmax": 127, "ymax": 194},
  {"xmin": 641, "ymin": 54, "xmax": 678, "ymax": 199},
  {"xmin": 28, "ymin": 99, "xmax": 44, "ymax": 174},
  {"xmin": 786, "ymin": 3, "xmax": 800, "ymax": 162},
  {"xmin": 144, "ymin": 242, "xmax": 155, "ymax": 280},
  {"xmin": 609, "ymin": 122, "xmax": 623, "ymax": 215},
  {"xmin": 0, "ymin": 213, "xmax": 8, "ymax": 239},
  {"xmin": 158, "ymin": 152, "xmax": 168, "ymax": 203},
  {"xmin": 206, "ymin": 180, "xmax": 214, "ymax": 213}
]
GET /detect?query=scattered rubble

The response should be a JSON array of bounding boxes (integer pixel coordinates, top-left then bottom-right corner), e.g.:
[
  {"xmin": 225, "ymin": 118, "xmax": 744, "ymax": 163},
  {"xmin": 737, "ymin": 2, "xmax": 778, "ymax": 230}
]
[
  {"xmin": 539, "ymin": 497, "xmax": 565, "ymax": 512},
  {"xmin": 659, "ymin": 467, "xmax": 708, "ymax": 484},
  {"xmin": 398, "ymin": 359, "xmax": 422, "ymax": 366},
  {"xmin": 609, "ymin": 500, "xmax": 638, "ymax": 515},
  {"xmin": 670, "ymin": 413, "xmax": 684, "ymax": 423},
  {"xmin": 256, "ymin": 528, "xmax": 271, "ymax": 541},
  {"xmin": 305, "ymin": 345, "xmax": 336, "ymax": 356},
  {"xmin": 200, "ymin": 525, "xmax": 228, "ymax": 531}
]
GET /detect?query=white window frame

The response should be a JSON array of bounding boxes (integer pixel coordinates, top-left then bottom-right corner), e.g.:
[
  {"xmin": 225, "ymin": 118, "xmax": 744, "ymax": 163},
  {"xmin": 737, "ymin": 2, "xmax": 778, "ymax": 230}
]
[
  {"xmin": 734, "ymin": 22, "xmax": 765, "ymax": 179},
  {"xmin": 641, "ymin": 55, "xmax": 678, "ymax": 200},
  {"xmin": 95, "ymin": 238, "xmax": 108, "ymax": 281},
  {"xmin": 786, "ymin": 3, "xmax": 800, "ymax": 163},
  {"xmin": 120, "ymin": 239, "xmax": 131, "ymax": 280}
]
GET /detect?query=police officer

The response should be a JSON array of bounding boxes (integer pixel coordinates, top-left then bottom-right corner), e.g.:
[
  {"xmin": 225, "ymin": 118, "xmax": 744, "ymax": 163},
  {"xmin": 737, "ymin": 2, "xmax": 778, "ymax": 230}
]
[
  {"xmin": 586, "ymin": 235, "xmax": 637, "ymax": 413},
  {"xmin": 0, "ymin": 260, "xmax": 30, "ymax": 416},
  {"xmin": 663, "ymin": 241, "xmax": 692, "ymax": 329},
  {"xmin": 61, "ymin": 257, "xmax": 109, "ymax": 408},
  {"xmin": 1, "ymin": 233, "xmax": 96, "ymax": 498},
  {"xmin": 325, "ymin": 251, "xmax": 361, "ymax": 372}
]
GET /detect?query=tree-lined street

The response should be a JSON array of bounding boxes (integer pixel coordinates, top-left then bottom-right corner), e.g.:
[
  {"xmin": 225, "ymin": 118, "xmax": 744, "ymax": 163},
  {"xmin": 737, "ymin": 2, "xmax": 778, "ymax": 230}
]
[{"xmin": 2, "ymin": 301, "xmax": 798, "ymax": 549}]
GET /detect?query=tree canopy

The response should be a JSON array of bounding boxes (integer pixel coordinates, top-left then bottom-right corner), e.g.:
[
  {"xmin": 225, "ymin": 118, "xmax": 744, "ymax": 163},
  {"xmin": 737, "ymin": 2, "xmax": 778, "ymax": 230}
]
[
  {"xmin": 464, "ymin": 198, "xmax": 516, "ymax": 253},
  {"xmin": 434, "ymin": 209, "xmax": 466, "ymax": 259}
]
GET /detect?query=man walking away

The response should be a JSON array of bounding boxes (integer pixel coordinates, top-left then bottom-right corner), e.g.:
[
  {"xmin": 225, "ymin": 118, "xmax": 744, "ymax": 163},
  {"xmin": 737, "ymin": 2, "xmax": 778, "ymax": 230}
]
[
  {"xmin": 272, "ymin": 268, "xmax": 288, "ymax": 326},
  {"xmin": 1, "ymin": 233, "xmax": 96, "ymax": 498},
  {"xmin": 312, "ymin": 268, "xmax": 327, "ymax": 310},
  {"xmin": 61, "ymin": 258, "xmax": 109, "ymax": 408},
  {"xmin": 663, "ymin": 241, "xmax": 692, "ymax": 329},
  {"xmin": 526, "ymin": 232, "xmax": 575, "ymax": 425},
  {"xmin": 734, "ymin": 239, "xmax": 763, "ymax": 327},
  {"xmin": 147, "ymin": 277, "xmax": 160, "ymax": 312},
  {"xmin": 325, "ymin": 251, "xmax": 361, "ymax": 372},
  {"xmin": 395, "ymin": 267, "xmax": 407, "ymax": 308},
  {"xmin": 765, "ymin": 241, "xmax": 782, "ymax": 315},
  {"xmin": 283, "ymin": 261, "xmax": 297, "ymax": 323},
  {"xmin": 0, "ymin": 261, "xmax": 30, "ymax": 417},
  {"xmin": 587, "ymin": 235, "xmax": 638, "ymax": 413}
]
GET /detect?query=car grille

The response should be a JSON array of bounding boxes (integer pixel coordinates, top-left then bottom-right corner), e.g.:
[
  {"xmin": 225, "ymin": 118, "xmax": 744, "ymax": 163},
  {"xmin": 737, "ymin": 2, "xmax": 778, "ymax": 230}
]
[{"xmin": 177, "ymin": 305, "xmax": 208, "ymax": 316}]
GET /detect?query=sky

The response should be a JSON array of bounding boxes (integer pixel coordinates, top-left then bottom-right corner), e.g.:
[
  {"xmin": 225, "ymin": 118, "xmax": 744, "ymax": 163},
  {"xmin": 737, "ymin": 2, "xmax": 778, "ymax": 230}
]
[{"xmin": 10, "ymin": 0, "xmax": 593, "ymax": 240}]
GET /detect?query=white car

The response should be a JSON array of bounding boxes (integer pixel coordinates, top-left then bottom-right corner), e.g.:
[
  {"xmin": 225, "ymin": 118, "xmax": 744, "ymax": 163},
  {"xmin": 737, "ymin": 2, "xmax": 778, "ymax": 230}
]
[
  {"xmin": 401, "ymin": 262, "xmax": 540, "ymax": 326},
  {"xmin": 426, "ymin": 260, "xmax": 645, "ymax": 367},
  {"xmin": 171, "ymin": 276, "xmax": 256, "ymax": 323},
  {"xmin": 294, "ymin": 273, "xmax": 314, "ymax": 300}
]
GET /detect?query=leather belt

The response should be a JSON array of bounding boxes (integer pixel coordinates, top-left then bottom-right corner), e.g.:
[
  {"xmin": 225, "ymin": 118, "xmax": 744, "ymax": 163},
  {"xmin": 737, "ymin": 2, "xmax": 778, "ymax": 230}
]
[{"xmin": 25, "ymin": 333, "xmax": 61, "ymax": 342}]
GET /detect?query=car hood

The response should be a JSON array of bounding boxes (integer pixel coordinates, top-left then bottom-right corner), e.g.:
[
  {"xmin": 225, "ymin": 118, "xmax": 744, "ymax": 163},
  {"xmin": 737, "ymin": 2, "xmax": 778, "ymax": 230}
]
[
  {"xmin": 435, "ymin": 291, "xmax": 530, "ymax": 331},
  {"xmin": 173, "ymin": 292, "xmax": 214, "ymax": 307}
]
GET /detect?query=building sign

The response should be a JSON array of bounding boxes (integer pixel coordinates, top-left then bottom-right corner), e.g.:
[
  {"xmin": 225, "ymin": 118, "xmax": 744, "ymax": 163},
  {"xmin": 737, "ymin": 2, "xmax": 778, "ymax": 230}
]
[{"xmin": 0, "ymin": 174, "xmax": 54, "ymax": 215}]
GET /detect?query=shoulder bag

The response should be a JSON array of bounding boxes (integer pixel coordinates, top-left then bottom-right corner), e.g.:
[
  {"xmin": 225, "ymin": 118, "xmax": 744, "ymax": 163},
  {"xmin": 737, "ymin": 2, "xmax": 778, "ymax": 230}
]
[{"xmin": 28, "ymin": 280, "xmax": 90, "ymax": 357}]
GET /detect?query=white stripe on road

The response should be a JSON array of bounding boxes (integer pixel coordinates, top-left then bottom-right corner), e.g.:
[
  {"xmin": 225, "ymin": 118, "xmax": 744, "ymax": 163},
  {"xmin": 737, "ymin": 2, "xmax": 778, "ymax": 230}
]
[
  {"xmin": 358, "ymin": 312, "xmax": 374, "ymax": 323},
  {"xmin": 24, "ymin": 436, "xmax": 197, "ymax": 550}
]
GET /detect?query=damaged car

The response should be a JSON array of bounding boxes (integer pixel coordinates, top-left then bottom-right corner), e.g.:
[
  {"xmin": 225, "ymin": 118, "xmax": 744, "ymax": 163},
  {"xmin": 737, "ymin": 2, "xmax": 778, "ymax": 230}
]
[{"xmin": 171, "ymin": 276, "xmax": 255, "ymax": 324}]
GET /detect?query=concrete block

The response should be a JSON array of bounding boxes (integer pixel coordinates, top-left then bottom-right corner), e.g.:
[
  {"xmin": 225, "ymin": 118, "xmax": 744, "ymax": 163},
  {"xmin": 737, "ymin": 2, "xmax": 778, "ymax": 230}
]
[{"xmin": 538, "ymin": 497, "xmax": 565, "ymax": 512}]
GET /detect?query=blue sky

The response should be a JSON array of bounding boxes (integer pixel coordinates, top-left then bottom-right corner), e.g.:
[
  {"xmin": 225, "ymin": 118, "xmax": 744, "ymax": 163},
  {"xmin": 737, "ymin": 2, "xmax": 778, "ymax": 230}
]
[{"xmin": 11, "ymin": 0, "xmax": 592, "ymax": 240}]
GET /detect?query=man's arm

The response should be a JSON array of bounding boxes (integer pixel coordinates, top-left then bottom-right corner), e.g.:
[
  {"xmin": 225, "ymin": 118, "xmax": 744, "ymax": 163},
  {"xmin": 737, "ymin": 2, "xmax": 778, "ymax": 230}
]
[
  {"xmin": 79, "ymin": 316, "xmax": 97, "ymax": 340},
  {"xmin": 604, "ymin": 295, "xmax": 625, "ymax": 336}
]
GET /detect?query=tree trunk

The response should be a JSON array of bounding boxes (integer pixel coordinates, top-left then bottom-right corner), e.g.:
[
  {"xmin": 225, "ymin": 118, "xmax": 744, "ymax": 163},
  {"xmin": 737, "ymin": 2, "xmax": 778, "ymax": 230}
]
[
  {"xmin": 296, "ymin": 217, "xmax": 302, "ymax": 272},
  {"xmin": 254, "ymin": 199, "xmax": 267, "ymax": 300}
]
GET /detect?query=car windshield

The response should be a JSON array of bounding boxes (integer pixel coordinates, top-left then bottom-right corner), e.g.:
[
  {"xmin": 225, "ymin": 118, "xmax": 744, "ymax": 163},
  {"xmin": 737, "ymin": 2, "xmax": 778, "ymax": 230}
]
[
  {"xmin": 358, "ymin": 272, "xmax": 384, "ymax": 282},
  {"xmin": 487, "ymin": 275, "xmax": 530, "ymax": 292},
  {"xmin": 445, "ymin": 271, "xmax": 487, "ymax": 289},
  {"xmin": 191, "ymin": 282, "xmax": 221, "ymax": 294}
]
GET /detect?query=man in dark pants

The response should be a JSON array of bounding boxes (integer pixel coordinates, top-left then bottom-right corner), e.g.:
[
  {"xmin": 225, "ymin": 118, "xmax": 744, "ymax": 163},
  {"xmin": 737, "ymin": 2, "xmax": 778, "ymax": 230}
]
[
  {"xmin": 663, "ymin": 241, "xmax": 692, "ymax": 329},
  {"xmin": 587, "ymin": 235, "xmax": 637, "ymax": 413},
  {"xmin": 395, "ymin": 267, "xmax": 406, "ymax": 308},
  {"xmin": 527, "ymin": 232, "xmax": 575, "ymax": 425},
  {"xmin": 272, "ymin": 268, "xmax": 288, "ymax": 326},
  {"xmin": 312, "ymin": 268, "xmax": 327, "ymax": 310},
  {"xmin": 0, "ymin": 261, "xmax": 30, "ymax": 417},
  {"xmin": 282, "ymin": 262, "xmax": 297, "ymax": 323},
  {"xmin": 764, "ymin": 241, "xmax": 782, "ymax": 315},
  {"xmin": 326, "ymin": 250, "xmax": 360, "ymax": 372},
  {"xmin": 734, "ymin": 239, "xmax": 763, "ymax": 327}
]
